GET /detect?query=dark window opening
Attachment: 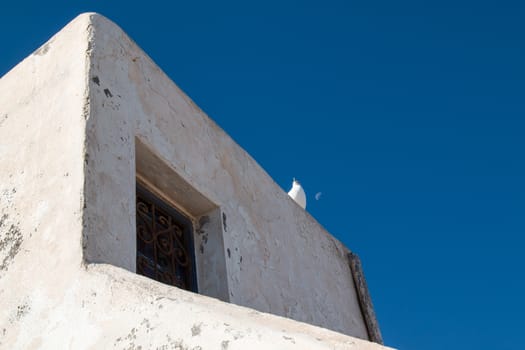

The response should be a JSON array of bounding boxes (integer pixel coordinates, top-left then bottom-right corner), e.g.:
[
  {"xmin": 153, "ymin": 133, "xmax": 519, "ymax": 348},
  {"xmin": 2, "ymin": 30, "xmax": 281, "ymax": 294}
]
[{"xmin": 136, "ymin": 183, "xmax": 198, "ymax": 292}]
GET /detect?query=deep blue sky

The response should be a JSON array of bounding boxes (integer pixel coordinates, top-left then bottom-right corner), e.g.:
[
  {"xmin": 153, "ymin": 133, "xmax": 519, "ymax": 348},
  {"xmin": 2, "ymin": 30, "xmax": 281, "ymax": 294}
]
[{"xmin": 2, "ymin": 1, "xmax": 524, "ymax": 349}]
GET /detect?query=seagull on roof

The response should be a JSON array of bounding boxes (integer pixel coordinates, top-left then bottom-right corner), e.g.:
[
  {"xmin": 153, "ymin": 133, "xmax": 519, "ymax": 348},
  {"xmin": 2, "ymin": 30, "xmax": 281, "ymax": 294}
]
[{"xmin": 288, "ymin": 178, "xmax": 306, "ymax": 209}]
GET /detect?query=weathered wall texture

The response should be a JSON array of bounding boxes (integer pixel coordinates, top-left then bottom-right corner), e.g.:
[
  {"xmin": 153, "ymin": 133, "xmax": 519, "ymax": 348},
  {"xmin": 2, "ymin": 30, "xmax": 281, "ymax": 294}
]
[{"xmin": 0, "ymin": 13, "xmax": 389, "ymax": 349}]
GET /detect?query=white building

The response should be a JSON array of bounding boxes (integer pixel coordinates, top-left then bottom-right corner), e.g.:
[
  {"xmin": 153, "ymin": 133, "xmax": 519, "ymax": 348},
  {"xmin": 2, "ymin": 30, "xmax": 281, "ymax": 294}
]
[{"xmin": 0, "ymin": 13, "xmax": 390, "ymax": 350}]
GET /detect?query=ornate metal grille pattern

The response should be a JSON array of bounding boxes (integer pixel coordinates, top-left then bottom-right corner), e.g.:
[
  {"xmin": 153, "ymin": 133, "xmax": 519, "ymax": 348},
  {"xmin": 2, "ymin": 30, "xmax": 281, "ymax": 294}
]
[{"xmin": 136, "ymin": 184, "xmax": 197, "ymax": 292}]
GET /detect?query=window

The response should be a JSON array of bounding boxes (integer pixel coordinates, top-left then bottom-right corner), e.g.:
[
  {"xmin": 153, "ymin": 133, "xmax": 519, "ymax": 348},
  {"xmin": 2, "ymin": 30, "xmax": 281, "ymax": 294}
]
[
  {"xmin": 135, "ymin": 137, "xmax": 229, "ymax": 301},
  {"xmin": 136, "ymin": 183, "xmax": 198, "ymax": 292}
]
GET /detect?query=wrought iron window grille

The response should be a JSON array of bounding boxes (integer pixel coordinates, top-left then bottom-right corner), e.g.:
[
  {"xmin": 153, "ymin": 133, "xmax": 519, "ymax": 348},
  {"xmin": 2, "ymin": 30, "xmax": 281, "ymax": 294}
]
[{"xmin": 136, "ymin": 183, "xmax": 198, "ymax": 292}]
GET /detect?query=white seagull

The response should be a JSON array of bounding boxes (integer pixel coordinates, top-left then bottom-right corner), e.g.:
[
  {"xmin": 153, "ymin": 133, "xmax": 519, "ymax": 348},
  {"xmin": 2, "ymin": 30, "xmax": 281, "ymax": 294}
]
[{"xmin": 288, "ymin": 178, "xmax": 306, "ymax": 209}]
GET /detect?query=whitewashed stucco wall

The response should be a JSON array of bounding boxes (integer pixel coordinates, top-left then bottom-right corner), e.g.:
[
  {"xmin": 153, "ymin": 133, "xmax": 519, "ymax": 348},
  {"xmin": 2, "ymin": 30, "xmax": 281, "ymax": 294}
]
[
  {"xmin": 0, "ymin": 13, "xmax": 388, "ymax": 349},
  {"xmin": 85, "ymin": 13, "xmax": 369, "ymax": 338}
]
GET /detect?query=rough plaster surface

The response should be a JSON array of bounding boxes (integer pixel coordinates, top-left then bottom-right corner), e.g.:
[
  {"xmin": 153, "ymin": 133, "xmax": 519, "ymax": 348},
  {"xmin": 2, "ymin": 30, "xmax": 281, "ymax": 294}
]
[{"xmin": 0, "ymin": 13, "xmax": 390, "ymax": 349}]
